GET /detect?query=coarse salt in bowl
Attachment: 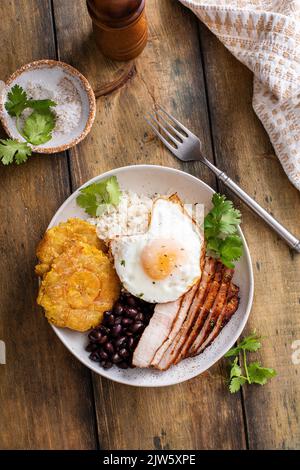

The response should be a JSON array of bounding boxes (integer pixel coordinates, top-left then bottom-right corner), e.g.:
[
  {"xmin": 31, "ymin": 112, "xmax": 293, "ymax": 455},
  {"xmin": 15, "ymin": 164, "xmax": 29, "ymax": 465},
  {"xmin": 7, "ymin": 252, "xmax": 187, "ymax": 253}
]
[{"xmin": 0, "ymin": 60, "xmax": 96, "ymax": 153}]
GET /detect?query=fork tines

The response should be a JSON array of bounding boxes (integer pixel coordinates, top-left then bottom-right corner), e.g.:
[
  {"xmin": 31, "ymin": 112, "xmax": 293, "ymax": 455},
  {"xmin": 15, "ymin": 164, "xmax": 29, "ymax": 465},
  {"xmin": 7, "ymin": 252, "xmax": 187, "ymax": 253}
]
[{"xmin": 144, "ymin": 105, "xmax": 189, "ymax": 152}]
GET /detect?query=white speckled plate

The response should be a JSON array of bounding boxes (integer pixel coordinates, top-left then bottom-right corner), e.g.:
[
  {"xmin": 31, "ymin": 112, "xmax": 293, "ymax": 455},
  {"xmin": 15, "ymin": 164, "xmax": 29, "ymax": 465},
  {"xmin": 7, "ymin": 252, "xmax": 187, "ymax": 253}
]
[
  {"xmin": 47, "ymin": 165, "xmax": 254, "ymax": 387},
  {"xmin": 0, "ymin": 60, "xmax": 96, "ymax": 153}
]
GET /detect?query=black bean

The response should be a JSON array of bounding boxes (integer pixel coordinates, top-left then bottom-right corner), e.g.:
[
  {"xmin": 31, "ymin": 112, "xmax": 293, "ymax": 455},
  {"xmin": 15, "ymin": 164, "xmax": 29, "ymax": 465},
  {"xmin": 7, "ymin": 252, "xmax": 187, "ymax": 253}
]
[
  {"xmin": 126, "ymin": 330, "xmax": 133, "ymax": 336},
  {"xmin": 114, "ymin": 316, "xmax": 122, "ymax": 325},
  {"xmin": 106, "ymin": 314, "xmax": 115, "ymax": 326},
  {"xmin": 89, "ymin": 351, "xmax": 100, "ymax": 362},
  {"xmin": 120, "ymin": 292, "xmax": 129, "ymax": 303},
  {"xmin": 127, "ymin": 337, "xmax": 134, "ymax": 349},
  {"xmin": 125, "ymin": 307, "xmax": 139, "ymax": 318},
  {"xmin": 115, "ymin": 336, "xmax": 127, "ymax": 349},
  {"xmin": 112, "ymin": 353, "xmax": 122, "ymax": 364},
  {"xmin": 127, "ymin": 296, "xmax": 138, "ymax": 307},
  {"xmin": 103, "ymin": 311, "xmax": 112, "ymax": 320},
  {"xmin": 104, "ymin": 342, "xmax": 114, "ymax": 354},
  {"xmin": 118, "ymin": 361, "xmax": 129, "ymax": 369},
  {"xmin": 119, "ymin": 348, "xmax": 129, "ymax": 358},
  {"xmin": 130, "ymin": 321, "xmax": 144, "ymax": 333},
  {"xmin": 86, "ymin": 343, "xmax": 98, "ymax": 352},
  {"xmin": 113, "ymin": 302, "xmax": 124, "ymax": 315},
  {"xmin": 135, "ymin": 312, "xmax": 145, "ymax": 322},
  {"xmin": 99, "ymin": 350, "xmax": 109, "ymax": 360},
  {"xmin": 112, "ymin": 324, "xmax": 122, "ymax": 337},
  {"xmin": 101, "ymin": 360, "xmax": 113, "ymax": 370},
  {"xmin": 88, "ymin": 330, "xmax": 102, "ymax": 343},
  {"xmin": 98, "ymin": 335, "xmax": 108, "ymax": 344},
  {"xmin": 122, "ymin": 317, "xmax": 133, "ymax": 326},
  {"xmin": 99, "ymin": 325, "xmax": 110, "ymax": 335}
]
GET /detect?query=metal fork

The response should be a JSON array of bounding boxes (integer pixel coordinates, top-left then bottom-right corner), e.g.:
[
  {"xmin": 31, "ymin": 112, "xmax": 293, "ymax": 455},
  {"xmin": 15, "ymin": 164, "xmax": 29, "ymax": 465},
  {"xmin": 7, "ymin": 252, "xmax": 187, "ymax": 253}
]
[{"xmin": 145, "ymin": 105, "xmax": 300, "ymax": 252}]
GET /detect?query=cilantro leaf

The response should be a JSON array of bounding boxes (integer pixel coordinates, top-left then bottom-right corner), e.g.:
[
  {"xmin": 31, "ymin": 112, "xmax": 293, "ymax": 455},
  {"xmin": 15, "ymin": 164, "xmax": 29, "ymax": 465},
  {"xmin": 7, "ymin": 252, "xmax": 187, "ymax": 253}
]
[
  {"xmin": 77, "ymin": 176, "xmax": 122, "ymax": 217},
  {"xmin": 238, "ymin": 334, "xmax": 262, "ymax": 352},
  {"xmin": 5, "ymin": 84, "xmax": 28, "ymax": 117},
  {"xmin": 204, "ymin": 193, "xmax": 241, "ymax": 238},
  {"xmin": 219, "ymin": 235, "xmax": 244, "ymax": 268},
  {"xmin": 106, "ymin": 176, "xmax": 121, "ymax": 206},
  {"xmin": 206, "ymin": 237, "xmax": 221, "ymax": 253},
  {"xmin": 26, "ymin": 99, "xmax": 56, "ymax": 112},
  {"xmin": 76, "ymin": 192, "xmax": 98, "ymax": 217},
  {"xmin": 230, "ymin": 357, "xmax": 242, "ymax": 379},
  {"xmin": 204, "ymin": 193, "xmax": 243, "ymax": 268},
  {"xmin": 22, "ymin": 110, "xmax": 55, "ymax": 145},
  {"xmin": 225, "ymin": 334, "xmax": 261, "ymax": 357},
  {"xmin": 248, "ymin": 362, "xmax": 277, "ymax": 385},
  {"xmin": 229, "ymin": 377, "xmax": 246, "ymax": 393},
  {"xmin": 0, "ymin": 139, "xmax": 31, "ymax": 165}
]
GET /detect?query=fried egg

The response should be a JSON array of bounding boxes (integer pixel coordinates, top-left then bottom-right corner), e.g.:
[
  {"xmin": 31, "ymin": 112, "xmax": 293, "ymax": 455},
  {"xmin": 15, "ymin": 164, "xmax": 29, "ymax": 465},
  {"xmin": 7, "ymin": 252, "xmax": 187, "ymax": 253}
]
[{"xmin": 111, "ymin": 196, "xmax": 203, "ymax": 303}]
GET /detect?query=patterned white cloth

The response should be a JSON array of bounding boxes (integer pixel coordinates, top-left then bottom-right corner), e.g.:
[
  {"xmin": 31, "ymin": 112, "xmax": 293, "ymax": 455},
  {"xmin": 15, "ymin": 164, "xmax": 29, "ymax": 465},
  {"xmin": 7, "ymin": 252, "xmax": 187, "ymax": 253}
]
[{"xmin": 179, "ymin": 0, "xmax": 300, "ymax": 191}]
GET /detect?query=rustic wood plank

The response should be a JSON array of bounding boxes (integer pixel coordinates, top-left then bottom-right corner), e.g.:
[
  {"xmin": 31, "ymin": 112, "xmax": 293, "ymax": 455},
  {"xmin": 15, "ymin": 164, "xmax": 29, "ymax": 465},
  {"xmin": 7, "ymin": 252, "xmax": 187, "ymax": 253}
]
[
  {"xmin": 198, "ymin": 22, "xmax": 300, "ymax": 449},
  {"xmin": 52, "ymin": 0, "xmax": 247, "ymax": 450},
  {"xmin": 0, "ymin": 0, "xmax": 97, "ymax": 449}
]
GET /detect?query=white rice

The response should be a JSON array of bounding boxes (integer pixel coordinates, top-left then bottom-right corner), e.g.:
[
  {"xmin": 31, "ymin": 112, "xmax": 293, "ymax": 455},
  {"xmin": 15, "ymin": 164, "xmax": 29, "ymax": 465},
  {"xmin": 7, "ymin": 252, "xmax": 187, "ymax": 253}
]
[{"xmin": 93, "ymin": 191, "xmax": 153, "ymax": 241}]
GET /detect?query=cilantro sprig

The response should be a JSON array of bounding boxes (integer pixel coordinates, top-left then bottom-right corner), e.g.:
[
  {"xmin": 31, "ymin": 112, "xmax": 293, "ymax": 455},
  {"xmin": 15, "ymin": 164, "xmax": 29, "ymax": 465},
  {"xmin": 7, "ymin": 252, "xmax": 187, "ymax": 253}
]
[
  {"xmin": 0, "ymin": 139, "xmax": 32, "ymax": 164},
  {"xmin": 0, "ymin": 84, "xmax": 56, "ymax": 166},
  {"xmin": 76, "ymin": 176, "xmax": 122, "ymax": 217},
  {"xmin": 204, "ymin": 193, "xmax": 243, "ymax": 268},
  {"xmin": 225, "ymin": 333, "xmax": 276, "ymax": 393}
]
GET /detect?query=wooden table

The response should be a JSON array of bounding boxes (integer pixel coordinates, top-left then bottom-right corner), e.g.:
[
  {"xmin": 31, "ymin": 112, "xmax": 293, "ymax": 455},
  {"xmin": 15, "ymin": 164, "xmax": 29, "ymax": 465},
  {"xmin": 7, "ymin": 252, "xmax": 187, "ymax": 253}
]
[{"xmin": 1, "ymin": 0, "xmax": 299, "ymax": 450}]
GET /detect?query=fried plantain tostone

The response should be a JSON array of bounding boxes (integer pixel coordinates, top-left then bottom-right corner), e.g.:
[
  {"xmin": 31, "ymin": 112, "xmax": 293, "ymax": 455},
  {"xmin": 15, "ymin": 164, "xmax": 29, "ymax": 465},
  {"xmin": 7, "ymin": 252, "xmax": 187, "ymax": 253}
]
[
  {"xmin": 37, "ymin": 242, "xmax": 120, "ymax": 331},
  {"xmin": 35, "ymin": 218, "xmax": 106, "ymax": 277}
]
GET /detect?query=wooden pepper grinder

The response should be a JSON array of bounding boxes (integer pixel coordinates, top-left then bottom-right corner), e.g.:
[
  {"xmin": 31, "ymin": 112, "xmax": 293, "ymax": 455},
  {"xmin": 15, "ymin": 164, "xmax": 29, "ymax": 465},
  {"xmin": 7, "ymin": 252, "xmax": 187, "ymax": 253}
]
[{"xmin": 87, "ymin": 0, "xmax": 148, "ymax": 61}]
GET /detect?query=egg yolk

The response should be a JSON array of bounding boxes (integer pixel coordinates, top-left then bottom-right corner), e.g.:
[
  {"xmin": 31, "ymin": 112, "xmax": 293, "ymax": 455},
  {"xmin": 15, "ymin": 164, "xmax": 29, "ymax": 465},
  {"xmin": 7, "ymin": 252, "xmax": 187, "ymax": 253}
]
[{"xmin": 141, "ymin": 239, "xmax": 185, "ymax": 281}]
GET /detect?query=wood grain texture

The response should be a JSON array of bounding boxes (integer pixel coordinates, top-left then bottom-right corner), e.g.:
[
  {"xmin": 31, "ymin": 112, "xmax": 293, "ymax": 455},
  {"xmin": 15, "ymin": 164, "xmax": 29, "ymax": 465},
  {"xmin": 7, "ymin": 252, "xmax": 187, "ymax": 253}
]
[
  {"xmin": 52, "ymin": 0, "xmax": 247, "ymax": 450},
  {"xmin": 0, "ymin": 0, "xmax": 97, "ymax": 450},
  {"xmin": 198, "ymin": 22, "xmax": 300, "ymax": 450}
]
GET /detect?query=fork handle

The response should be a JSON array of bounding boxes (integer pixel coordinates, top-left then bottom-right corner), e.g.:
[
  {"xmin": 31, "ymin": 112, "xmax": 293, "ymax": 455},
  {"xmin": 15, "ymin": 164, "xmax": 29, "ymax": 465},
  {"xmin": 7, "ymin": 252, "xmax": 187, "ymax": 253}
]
[{"xmin": 203, "ymin": 159, "xmax": 300, "ymax": 252}]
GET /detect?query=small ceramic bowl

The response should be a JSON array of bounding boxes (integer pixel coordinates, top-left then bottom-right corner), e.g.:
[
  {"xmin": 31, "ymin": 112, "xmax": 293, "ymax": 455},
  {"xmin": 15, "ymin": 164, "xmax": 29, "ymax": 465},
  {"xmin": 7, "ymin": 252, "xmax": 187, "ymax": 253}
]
[{"xmin": 0, "ymin": 60, "xmax": 96, "ymax": 153}]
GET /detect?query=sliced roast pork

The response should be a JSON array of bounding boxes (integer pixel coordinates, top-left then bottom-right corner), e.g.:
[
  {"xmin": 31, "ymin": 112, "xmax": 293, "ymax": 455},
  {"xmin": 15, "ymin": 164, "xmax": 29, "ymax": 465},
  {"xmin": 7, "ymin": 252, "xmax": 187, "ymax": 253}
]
[
  {"xmin": 222, "ymin": 284, "xmax": 240, "ymax": 324},
  {"xmin": 169, "ymin": 257, "xmax": 217, "ymax": 365},
  {"xmin": 154, "ymin": 257, "xmax": 216, "ymax": 370},
  {"xmin": 132, "ymin": 298, "xmax": 181, "ymax": 368},
  {"xmin": 188, "ymin": 268, "xmax": 234, "ymax": 356},
  {"xmin": 196, "ymin": 283, "xmax": 240, "ymax": 354},
  {"xmin": 151, "ymin": 282, "xmax": 199, "ymax": 368},
  {"xmin": 172, "ymin": 262, "xmax": 223, "ymax": 365}
]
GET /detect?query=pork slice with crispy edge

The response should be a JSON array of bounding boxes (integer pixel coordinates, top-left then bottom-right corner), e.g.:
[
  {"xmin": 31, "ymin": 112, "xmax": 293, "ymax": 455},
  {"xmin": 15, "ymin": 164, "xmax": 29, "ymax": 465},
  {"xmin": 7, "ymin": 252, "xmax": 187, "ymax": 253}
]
[
  {"xmin": 172, "ymin": 261, "xmax": 223, "ymax": 365},
  {"xmin": 150, "ymin": 282, "xmax": 199, "ymax": 368},
  {"xmin": 132, "ymin": 297, "xmax": 182, "ymax": 368},
  {"xmin": 155, "ymin": 257, "xmax": 217, "ymax": 371},
  {"xmin": 222, "ymin": 284, "xmax": 240, "ymax": 325},
  {"xmin": 170, "ymin": 257, "xmax": 217, "ymax": 365},
  {"xmin": 194, "ymin": 283, "xmax": 240, "ymax": 354},
  {"xmin": 188, "ymin": 268, "xmax": 234, "ymax": 356}
]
